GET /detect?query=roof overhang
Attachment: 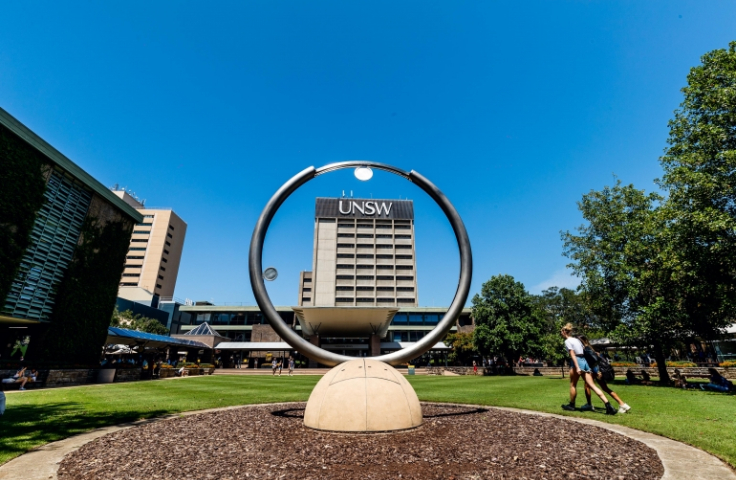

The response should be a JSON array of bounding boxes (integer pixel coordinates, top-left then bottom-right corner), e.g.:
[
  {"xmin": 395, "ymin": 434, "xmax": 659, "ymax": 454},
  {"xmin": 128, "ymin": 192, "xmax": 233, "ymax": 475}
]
[
  {"xmin": 215, "ymin": 342, "xmax": 293, "ymax": 351},
  {"xmin": 292, "ymin": 306, "xmax": 399, "ymax": 337}
]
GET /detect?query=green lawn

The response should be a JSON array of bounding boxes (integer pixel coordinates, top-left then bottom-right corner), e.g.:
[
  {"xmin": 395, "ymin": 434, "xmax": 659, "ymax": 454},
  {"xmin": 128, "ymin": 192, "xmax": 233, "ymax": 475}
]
[{"xmin": 1, "ymin": 375, "xmax": 734, "ymax": 468}]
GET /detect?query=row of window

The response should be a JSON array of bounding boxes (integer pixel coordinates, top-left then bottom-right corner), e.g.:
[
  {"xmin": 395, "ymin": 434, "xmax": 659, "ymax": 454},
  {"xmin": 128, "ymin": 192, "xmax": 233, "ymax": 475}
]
[
  {"xmin": 335, "ymin": 297, "xmax": 416, "ymax": 303},
  {"xmin": 337, "ymin": 243, "xmax": 412, "ymax": 249},
  {"xmin": 336, "ymin": 286, "xmax": 415, "ymax": 291},
  {"xmin": 187, "ymin": 311, "xmax": 446, "ymax": 327},
  {"xmin": 336, "ymin": 254, "xmax": 413, "ymax": 259},
  {"xmin": 334, "ymin": 265, "xmax": 414, "ymax": 274},
  {"xmin": 338, "ymin": 224, "xmax": 411, "ymax": 230},
  {"xmin": 337, "ymin": 233, "xmax": 411, "ymax": 239}
]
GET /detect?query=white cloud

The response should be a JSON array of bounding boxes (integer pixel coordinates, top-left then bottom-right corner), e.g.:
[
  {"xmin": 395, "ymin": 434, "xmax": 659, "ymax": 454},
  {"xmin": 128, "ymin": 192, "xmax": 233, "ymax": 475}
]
[{"xmin": 530, "ymin": 269, "xmax": 580, "ymax": 294}]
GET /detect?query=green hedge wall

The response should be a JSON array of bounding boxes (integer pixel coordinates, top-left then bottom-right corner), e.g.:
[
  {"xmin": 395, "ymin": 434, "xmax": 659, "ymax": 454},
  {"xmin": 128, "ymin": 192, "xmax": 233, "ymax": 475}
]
[
  {"xmin": 0, "ymin": 124, "xmax": 48, "ymax": 306},
  {"xmin": 40, "ymin": 205, "xmax": 134, "ymax": 364}
]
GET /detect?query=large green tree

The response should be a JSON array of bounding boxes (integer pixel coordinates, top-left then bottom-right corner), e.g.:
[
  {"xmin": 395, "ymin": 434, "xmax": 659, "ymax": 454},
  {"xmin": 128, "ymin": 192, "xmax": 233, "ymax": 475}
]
[
  {"xmin": 111, "ymin": 307, "xmax": 169, "ymax": 335},
  {"xmin": 562, "ymin": 182, "xmax": 681, "ymax": 382},
  {"xmin": 472, "ymin": 274, "xmax": 546, "ymax": 371},
  {"xmin": 658, "ymin": 41, "xmax": 736, "ymax": 341}
]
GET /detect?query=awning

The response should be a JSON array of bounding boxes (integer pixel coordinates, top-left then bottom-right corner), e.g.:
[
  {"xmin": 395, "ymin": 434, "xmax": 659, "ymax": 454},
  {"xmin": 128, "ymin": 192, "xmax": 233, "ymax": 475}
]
[
  {"xmin": 292, "ymin": 306, "xmax": 399, "ymax": 337},
  {"xmin": 106, "ymin": 327, "xmax": 210, "ymax": 349},
  {"xmin": 380, "ymin": 341, "xmax": 450, "ymax": 351},
  {"xmin": 215, "ymin": 342, "xmax": 294, "ymax": 351}
]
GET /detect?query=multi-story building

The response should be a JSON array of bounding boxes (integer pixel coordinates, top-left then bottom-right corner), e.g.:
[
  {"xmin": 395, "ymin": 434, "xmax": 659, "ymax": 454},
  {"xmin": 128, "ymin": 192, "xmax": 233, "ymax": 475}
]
[
  {"xmin": 301, "ymin": 197, "xmax": 418, "ymax": 307},
  {"xmin": 112, "ymin": 189, "xmax": 187, "ymax": 301},
  {"xmin": 0, "ymin": 107, "xmax": 141, "ymax": 363}
]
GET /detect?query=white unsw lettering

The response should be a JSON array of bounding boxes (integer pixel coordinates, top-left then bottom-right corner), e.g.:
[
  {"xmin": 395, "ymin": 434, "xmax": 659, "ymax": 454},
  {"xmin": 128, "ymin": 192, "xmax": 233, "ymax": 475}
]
[
  {"xmin": 337, "ymin": 200, "xmax": 393, "ymax": 216},
  {"xmin": 338, "ymin": 200, "xmax": 352, "ymax": 214},
  {"xmin": 376, "ymin": 202, "xmax": 392, "ymax": 216},
  {"xmin": 364, "ymin": 201, "xmax": 376, "ymax": 215}
]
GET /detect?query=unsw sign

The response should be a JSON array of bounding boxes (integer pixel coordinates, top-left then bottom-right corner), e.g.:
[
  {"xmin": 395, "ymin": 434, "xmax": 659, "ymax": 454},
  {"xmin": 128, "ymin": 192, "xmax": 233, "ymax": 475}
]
[{"xmin": 315, "ymin": 197, "xmax": 414, "ymax": 219}]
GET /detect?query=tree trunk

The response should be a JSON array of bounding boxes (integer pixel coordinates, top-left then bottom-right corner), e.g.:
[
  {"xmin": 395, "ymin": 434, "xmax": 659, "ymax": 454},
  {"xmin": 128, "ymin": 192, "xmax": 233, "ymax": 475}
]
[{"xmin": 652, "ymin": 340, "xmax": 670, "ymax": 384}]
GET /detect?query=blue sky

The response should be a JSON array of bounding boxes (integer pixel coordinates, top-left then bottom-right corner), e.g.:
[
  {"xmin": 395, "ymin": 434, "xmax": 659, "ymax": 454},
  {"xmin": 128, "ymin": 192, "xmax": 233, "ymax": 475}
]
[{"xmin": 2, "ymin": 2, "xmax": 735, "ymax": 306}]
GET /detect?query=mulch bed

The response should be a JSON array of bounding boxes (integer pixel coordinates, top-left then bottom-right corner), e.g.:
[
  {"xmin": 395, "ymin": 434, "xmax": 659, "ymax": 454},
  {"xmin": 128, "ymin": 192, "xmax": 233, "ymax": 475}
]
[{"xmin": 58, "ymin": 403, "xmax": 664, "ymax": 480}]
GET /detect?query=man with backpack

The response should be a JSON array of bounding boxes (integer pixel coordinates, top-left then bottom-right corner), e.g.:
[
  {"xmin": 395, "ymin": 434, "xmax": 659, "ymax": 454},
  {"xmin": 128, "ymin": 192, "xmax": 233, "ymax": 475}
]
[{"xmin": 579, "ymin": 336, "xmax": 632, "ymax": 414}]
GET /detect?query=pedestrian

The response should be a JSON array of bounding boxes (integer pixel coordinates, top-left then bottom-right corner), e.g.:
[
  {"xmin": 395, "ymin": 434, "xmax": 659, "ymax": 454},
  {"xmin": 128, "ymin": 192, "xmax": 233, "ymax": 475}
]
[
  {"xmin": 278, "ymin": 358, "xmax": 283, "ymax": 377},
  {"xmin": 288, "ymin": 357, "xmax": 295, "ymax": 376},
  {"xmin": 578, "ymin": 336, "xmax": 631, "ymax": 414},
  {"xmin": 560, "ymin": 323, "xmax": 617, "ymax": 415},
  {"xmin": 472, "ymin": 360, "xmax": 478, "ymax": 375},
  {"xmin": 236, "ymin": 355, "xmax": 241, "ymax": 369},
  {"xmin": 0, "ymin": 384, "xmax": 5, "ymax": 416},
  {"xmin": 271, "ymin": 358, "xmax": 278, "ymax": 376}
]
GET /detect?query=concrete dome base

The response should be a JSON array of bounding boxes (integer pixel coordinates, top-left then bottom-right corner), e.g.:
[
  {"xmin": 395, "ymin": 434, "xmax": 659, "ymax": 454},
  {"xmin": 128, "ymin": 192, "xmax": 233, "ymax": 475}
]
[{"xmin": 303, "ymin": 359, "xmax": 423, "ymax": 432}]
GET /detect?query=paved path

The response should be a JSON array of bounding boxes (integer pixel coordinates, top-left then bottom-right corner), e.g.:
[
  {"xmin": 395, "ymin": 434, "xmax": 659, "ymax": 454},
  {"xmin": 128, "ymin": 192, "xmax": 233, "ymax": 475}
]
[
  {"xmin": 212, "ymin": 367, "xmax": 431, "ymax": 375},
  {"xmin": 1, "ymin": 402, "xmax": 733, "ymax": 480}
]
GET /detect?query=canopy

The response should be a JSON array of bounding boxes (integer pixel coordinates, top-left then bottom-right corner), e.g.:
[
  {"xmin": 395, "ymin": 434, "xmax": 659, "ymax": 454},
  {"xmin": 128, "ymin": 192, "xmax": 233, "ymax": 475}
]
[
  {"xmin": 380, "ymin": 341, "xmax": 450, "ymax": 351},
  {"xmin": 215, "ymin": 341, "xmax": 293, "ymax": 351},
  {"xmin": 292, "ymin": 306, "xmax": 399, "ymax": 337},
  {"xmin": 106, "ymin": 327, "xmax": 209, "ymax": 349},
  {"xmin": 183, "ymin": 322, "xmax": 223, "ymax": 336}
]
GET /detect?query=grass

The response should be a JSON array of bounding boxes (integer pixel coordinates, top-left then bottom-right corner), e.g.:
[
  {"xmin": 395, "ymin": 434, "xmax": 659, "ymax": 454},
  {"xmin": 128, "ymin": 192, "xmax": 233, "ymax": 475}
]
[{"xmin": 1, "ymin": 375, "xmax": 735, "ymax": 468}]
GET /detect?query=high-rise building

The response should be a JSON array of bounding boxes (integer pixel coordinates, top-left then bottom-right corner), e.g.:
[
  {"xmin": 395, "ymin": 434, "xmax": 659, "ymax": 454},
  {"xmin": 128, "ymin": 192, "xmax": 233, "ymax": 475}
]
[
  {"xmin": 302, "ymin": 197, "xmax": 418, "ymax": 307},
  {"xmin": 112, "ymin": 189, "xmax": 187, "ymax": 300}
]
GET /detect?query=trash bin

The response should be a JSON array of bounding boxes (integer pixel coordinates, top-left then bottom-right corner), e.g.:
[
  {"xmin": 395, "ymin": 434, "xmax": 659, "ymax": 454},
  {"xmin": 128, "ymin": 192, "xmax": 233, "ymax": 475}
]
[{"xmin": 408, "ymin": 365, "xmax": 415, "ymax": 375}]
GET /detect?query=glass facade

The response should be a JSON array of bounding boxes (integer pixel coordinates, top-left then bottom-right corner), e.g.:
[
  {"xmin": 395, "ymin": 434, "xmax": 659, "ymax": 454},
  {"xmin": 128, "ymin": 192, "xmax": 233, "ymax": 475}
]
[{"xmin": 3, "ymin": 170, "xmax": 92, "ymax": 321}]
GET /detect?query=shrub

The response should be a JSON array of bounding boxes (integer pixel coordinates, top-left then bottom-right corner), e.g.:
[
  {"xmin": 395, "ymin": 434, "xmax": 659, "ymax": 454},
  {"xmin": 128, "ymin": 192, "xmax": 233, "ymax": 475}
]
[
  {"xmin": 611, "ymin": 362, "xmax": 637, "ymax": 367},
  {"xmin": 719, "ymin": 361, "xmax": 736, "ymax": 368}
]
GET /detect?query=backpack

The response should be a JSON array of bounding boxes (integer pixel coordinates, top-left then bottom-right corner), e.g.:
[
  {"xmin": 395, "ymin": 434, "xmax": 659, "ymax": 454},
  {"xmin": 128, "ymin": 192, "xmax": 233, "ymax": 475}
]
[{"xmin": 597, "ymin": 355, "xmax": 615, "ymax": 382}]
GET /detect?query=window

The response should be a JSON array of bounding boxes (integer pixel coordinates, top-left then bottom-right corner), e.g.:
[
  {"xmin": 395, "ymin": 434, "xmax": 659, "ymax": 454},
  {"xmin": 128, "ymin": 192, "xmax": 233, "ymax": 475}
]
[
  {"xmin": 338, "ymin": 233, "xmax": 355, "ymax": 238},
  {"xmin": 357, "ymin": 254, "xmax": 374, "ymax": 259},
  {"xmin": 376, "ymin": 244, "xmax": 393, "ymax": 249},
  {"xmin": 129, "ymin": 247, "xmax": 146, "ymax": 251},
  {"xmin": 356, "ymin": 275, "xmax": 374, "ymax": 280},
  {"xmin": 302, "ymin": 287, "xmax": 312, "ymax": 292},
  {"xmin": 133, "ymin": 229, "xmax": 149, "ymax": 233},
  {"xmin": 131, "ymin": 239, "xmax": 147, "ymax": 243},
  {"xmin": 376, "ymin": 254, "xmax": 393, "ymax": 259},
  {"xmin": 377, "ymin": 286, "xmax": 394, "ymax": 291},
  {"xmin": 395, "ymin": 234, "xmax": 412, "ymax": 239},
  {"xmin": 376, "ymin": 275, "xmax": 394, "ymax": 280},
  {"xmin": 357, "ymin": 224, "xmax": 373, "ymax": 229},
  {"xmin": 336, "ymin": 286, "xmax": 354, "ymax": 291},
  {"xmin": 397, "ymin": 286, "xmax": 415, "ymax": 291},
  {"xmin": 335, "ymin": 297, "xmax": 354, "ymax": 303},
  {"xmin": 158, "ymin": 275, "xmax": 164, "ymax": 280},
  {"xmin": 126, "ymin": 255, "xmax": 144, "ymax": 259},
  {"xmin": 160, "ymin": 266, "xmax": 166, "ymax": 271},
  {"xmin": 396, "ymin": 276, "xmax": 414, "ymax": 281},
  {"xmin": 122, "ymin": 273, "xmax": 139, "ymax": 277},
  {"xmin": 144, "ymin": 215, "xmax": 154, "ymax": 218},
  {"xmin": 357, "ymin": 234, "xmax": 374, "ymax": 238},
  {"xmin": 168, "ymin": 225, "xmax": 174, "ymax": 230},
  {"xmin": 336, "ymin": 275, "xmax": 354, "ymax": 279},
  {"xmin": 398, "ymin": 298, "xmax": 415, "ymax": 303},
  {"xmin": 161, "ymin": 257, "xmax": 168, "ymax": 263},
  {"xmin": 165, "ymin": 241, "xmax": 171, "ymax": 247},
  {"xmin": 164, "ymin": 249, "xmax": 170, "ymax": 255},
  {"xmin": 375, "ymin": 224, "xmax": 392, "ymax": 229},
  {"xmin": 376, "ymin": 265, "xmax": 393, "ymax": 270},
  {"xmin": 356, "ymin": 298, "xmax": 374, "ymax": 302},
  {"xmin": 395, "ymin": 245, "xmax": 412, "ymax": 249},
  {"xmin": 396, "ymin": 265, "xmax": 413, "ymax": 270},
  {"xmin": 356, "ymin": 265, "xmax": 373, "ymax": 270},
  {"xmin": 395, "ymin": 225, "xmax": 411, "ymax": 230},
  {"xmin": 377, "ymin": 298, "xmax": 395, "ymax": 304},
  {"xmin": 396, "ymin": 255, "xmax": 413, "ymax": 259},
  {"xmin": 167, "ymin": 233, "xmax": 173, "ymax": 239},
  {"xmin": 376, "ymin": 234, "xmax": 392, "ymax": 239},
  {"xmin": 337, "ymin": 243, "xmax": 355, "ymax": 248},
  {"xmin": 302, "ymin": 297, "xmax": 311, "ymax": 302},
  {"xmin": 337, "ymin": 264, "xmax": 355, "ymax": 269},
  {"xmin": 356, "ymin": 286, "xmax": 374, "ymax": 291},
  {"xmin": 156, "ymin": 284, "xmax": 162, "ymax": 289},
  {"xmin": 120, "ymin": 282, "xmax": 138, "ymax": 287},
  {"xmin": 337, "ymin": 254, "xmax": 355, "ymax": 258}
]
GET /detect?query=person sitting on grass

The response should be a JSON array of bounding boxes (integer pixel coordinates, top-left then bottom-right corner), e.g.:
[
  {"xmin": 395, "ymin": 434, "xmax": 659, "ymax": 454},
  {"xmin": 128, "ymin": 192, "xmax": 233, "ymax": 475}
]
[
  {"xmin": 673, "ymin": 369, "xmax": 691, "ymax": 389},
  {"xmin": 625, "ymin": 369, "xmax": 640, "ymax": 385},
  {"xmin": 578, "ymin": 336, "xmax": 631, "ymax": 414},
  {"xmin": 559, "ymin": 323, "xmax": 617, "ymax": 415},
  {"xmin": 641, "ymin": 370, "xmax": 653, "ymax": 385},
  {"xmin": 700, "ymin": 368, "xmax": 732, "ymax": 393}
]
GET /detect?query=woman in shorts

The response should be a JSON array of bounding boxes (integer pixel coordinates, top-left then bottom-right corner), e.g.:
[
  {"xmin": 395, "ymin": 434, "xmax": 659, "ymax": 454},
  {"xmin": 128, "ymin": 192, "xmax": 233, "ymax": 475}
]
[
  {"xmin": 578, "ymin": 336, "xmax": 631, "ymax": 414},
  {"xmin": 560, "ymin": 323, "xmax": 617, "ymax": 415}
]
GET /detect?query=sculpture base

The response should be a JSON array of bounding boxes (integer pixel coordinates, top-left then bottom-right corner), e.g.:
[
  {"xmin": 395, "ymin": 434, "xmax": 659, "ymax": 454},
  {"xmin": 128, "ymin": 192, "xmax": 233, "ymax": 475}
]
[{"xmin": 303, "ymin": 358, "xmax": 423, "ymax": 432}]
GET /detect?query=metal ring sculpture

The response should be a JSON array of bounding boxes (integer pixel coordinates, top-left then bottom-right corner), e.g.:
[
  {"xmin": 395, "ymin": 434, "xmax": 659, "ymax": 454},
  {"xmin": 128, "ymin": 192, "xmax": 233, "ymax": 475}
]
[{"xmin": 249, "ymin": 161, "xmax": 472, "ymax": 366}]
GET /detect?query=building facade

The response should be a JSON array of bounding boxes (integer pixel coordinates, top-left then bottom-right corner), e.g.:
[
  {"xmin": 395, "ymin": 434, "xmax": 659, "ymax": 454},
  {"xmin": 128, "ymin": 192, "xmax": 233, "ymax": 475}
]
[
  {"xmin": 0, "ymin": 107, "xmax": 141, "ymax": 363},
  {"xmin": 112, "ymin": 189, "xmax": 187, "ymax": 300},
  {"xmin": 303, "ymin": 197, "xmax": 418, "ymax": 307}
]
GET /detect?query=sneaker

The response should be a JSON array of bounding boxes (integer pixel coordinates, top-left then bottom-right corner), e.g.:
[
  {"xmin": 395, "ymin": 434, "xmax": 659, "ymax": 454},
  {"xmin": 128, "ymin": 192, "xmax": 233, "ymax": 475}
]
[
  {"xmin": 19, "ymin": 387, "xmax": 25, "ymax": 391},
  {"xmin": 618, "ymin": 404, "xmax": 631, "ymax": 414},
  {"xmin": 561, "ymin": 403, "xmax": 576, "ymax": 411},
  {"xmin": 580, "ymin": 403, "xmax": 595, "ymax": 412},
  {"xmin": 605, "ymin": 403, "xmax": 617, "ymax": 415}
]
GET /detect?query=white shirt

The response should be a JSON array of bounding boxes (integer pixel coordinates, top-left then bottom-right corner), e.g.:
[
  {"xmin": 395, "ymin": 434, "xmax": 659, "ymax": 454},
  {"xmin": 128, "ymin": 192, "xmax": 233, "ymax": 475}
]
[{"xmin": 564, "ymin": 337, "xmax": 584, "ymax": 356}]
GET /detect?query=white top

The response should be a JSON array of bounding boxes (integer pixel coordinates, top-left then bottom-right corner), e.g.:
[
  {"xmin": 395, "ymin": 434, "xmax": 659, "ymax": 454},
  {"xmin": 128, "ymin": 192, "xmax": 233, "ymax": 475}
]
[{"xmin": 564, "ymin": 337, "xmax": 585, "ymax": 356}]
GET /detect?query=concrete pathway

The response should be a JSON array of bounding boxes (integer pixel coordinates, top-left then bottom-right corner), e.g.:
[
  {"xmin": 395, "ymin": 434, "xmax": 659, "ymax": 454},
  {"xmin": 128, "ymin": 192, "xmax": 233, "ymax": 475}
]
[{"xmin": 0, "ymin": 402, "xmax": 732, "ymax": 480}]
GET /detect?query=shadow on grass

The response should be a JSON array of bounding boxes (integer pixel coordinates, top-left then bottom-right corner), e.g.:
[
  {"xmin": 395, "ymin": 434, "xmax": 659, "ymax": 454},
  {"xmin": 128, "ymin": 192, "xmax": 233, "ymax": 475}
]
[{"xmin": 0, "ymin": 402, "xmax": 169, "ymax": 460}]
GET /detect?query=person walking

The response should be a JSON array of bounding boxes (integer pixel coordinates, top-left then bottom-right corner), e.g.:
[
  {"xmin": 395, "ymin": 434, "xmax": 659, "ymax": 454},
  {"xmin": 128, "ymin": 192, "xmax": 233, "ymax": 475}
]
[
  {"xmin": 560, "ymin": 323, "xmax": 617, "ymax": 415},
  {"xmin": 271, "ymin": 358, "xmax": 278, "ymax": 376},
  {"xmin": 278, "ymin": 358, "xmax": 283, "ymax": 377},
  {"xmin": 472, "ymin": 360, "xmax": 478, "ymax": 375},
  {"xmin": 578, "ymin": 336, "xmax": 631, "ymax": 414},
  {"xmin": 288, "ymin": 357, "xmax": 295, "ymax": 376}
]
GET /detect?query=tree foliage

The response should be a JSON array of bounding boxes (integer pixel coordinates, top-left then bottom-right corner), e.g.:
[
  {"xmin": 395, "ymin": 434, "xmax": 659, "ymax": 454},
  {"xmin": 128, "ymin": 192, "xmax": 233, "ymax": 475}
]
[
  {"xmin": 111, "ymin": 307, "xmax": 169, "ymax": 335},
  {"xmin": 444, "ymin": 331, "xmax": 477, "ymax": 365},
  {"xmin": 472, "ymin": 275, "xmax": 546, "ymax": 369}
]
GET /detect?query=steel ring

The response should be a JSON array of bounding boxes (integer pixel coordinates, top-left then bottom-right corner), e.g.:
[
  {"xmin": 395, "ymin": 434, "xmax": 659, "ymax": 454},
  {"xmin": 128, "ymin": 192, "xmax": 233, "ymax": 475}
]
[{"xmin": 248, "ymin": 160, "xmax": 473, "ymax": 366}]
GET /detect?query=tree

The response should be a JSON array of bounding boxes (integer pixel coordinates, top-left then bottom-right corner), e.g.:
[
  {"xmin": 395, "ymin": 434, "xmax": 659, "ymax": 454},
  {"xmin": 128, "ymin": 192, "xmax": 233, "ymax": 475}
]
[
  {"xmin": 658, "ymin": 41, "xmax": 736, "ymax": 341},
  {"xmin": 562, "ymin": 181, "xmax": 682, "ymax": 382},
  {"xmin": 444, "ymin": 331, "xmax": 477, "ymax": 365},
  {"xmin": 111, "ymin": 307, "xmax": 169, "ymax": 335},
  {"xmin": 472, "ymin": 275, "xmax": 546, "ymax": 372}
]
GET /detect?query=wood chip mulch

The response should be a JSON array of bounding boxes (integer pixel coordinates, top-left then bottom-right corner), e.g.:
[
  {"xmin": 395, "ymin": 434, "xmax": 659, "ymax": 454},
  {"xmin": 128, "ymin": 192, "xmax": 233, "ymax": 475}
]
[{"xmin": 58, "ymin": 403, "xmax": 664, "ymax": 480}]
